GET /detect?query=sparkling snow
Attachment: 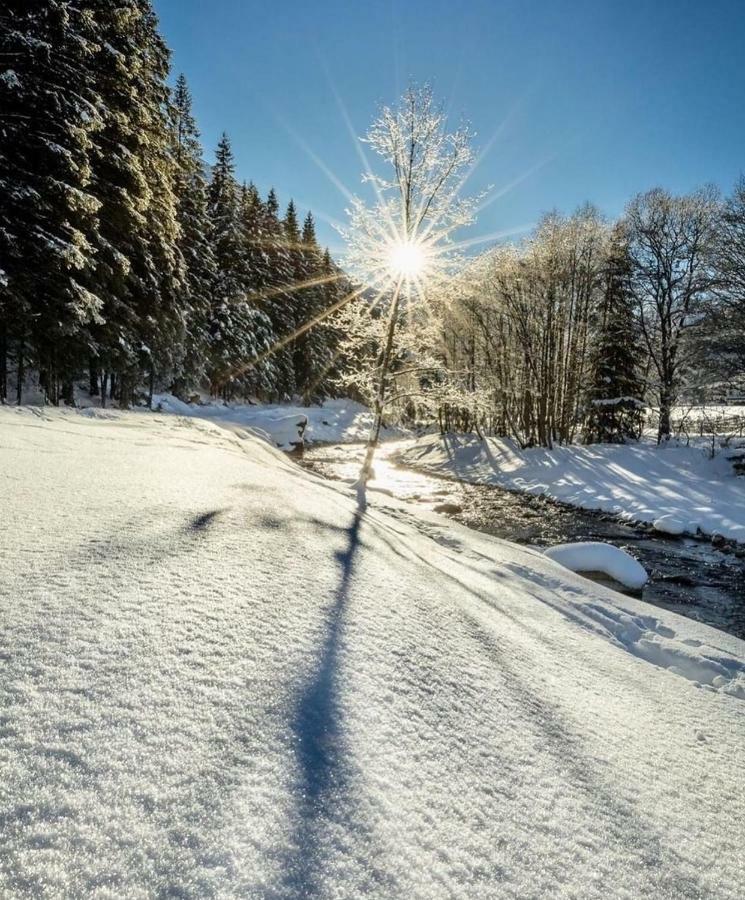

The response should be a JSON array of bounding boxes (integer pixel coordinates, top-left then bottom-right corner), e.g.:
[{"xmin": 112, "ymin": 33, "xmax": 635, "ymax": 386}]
[
  {"xmin": 401, "ymin": 433, "xmax": 745, "ymax": 544},
  {"xmin": 150, "ymin": 394, "xmax": 407, "ymax": 449},
  {"xmin": 1, "ymin": 407, "xmax": 744, "ymax": 898}
]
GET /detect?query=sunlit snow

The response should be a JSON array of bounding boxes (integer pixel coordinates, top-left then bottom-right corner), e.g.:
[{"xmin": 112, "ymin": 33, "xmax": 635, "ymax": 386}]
[{"xmin": 1, "ymin": 407, "xmax": 744, "ymax": 898}]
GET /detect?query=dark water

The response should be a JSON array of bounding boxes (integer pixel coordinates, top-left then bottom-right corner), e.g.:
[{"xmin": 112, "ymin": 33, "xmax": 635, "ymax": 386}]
[{"xmin": 301, "ymin": 440, "xmax": 745, "ymax": 639}]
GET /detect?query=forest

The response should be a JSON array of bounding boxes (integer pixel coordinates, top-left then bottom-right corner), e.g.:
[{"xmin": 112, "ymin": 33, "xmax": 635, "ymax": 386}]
[
  {"xmin": 0, "ymin": 2, "xmax": 348, "ymax": 409},
  {"xmin": 3, "ymin": 2, "xmax": 745, "ymax": 449}
]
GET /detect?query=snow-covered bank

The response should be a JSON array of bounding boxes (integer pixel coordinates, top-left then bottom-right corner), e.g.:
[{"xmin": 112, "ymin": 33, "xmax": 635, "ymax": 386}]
[
  {"xmin": 401, "ymin": 433, "xmax": 745, "ymax": 544},
  {"xmin": 151, "ymin": 394, "xmax": 406, "ymax": 449},
  {"xmin": 1, "ymin": 407, "xmax": 745, "ymax": 898}
]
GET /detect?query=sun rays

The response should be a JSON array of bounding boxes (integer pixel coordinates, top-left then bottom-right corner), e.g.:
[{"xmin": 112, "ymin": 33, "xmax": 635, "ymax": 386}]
[{"xmin": 215, "ymin": 80, "xmax": 556, "ymax": 394}]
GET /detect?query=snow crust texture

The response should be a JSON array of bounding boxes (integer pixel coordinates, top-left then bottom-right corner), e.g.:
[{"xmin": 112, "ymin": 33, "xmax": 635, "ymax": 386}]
[
  {"xmin": 1, "ymin": 408, "xmax": 744, "ymax": 899},
  {"xmin": 402, "ymin": 432, "xmax": 745, "ymax": 543}
]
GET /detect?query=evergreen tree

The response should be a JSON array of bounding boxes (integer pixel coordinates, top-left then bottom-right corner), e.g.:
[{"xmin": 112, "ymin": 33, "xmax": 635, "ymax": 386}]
[
  {"xmin": 585, "ymin": 228, "xmax": 645, "ymax": 443},
  {"xmin": 294, "ymin": 212, "xmax": 336, "ymax": 401},
  {"xmin": 257, "ymin": 190, "xmax": 294, "ymax": 398},
  {"xmin": 207, "ymin": 134, "xmax": 273, "ymax": 398},
  {"xmin": 170, "ymin": 73, "xmax": 215, "ymax": 397},
  {"xmin": 0, "ymin": 1, "xmax": 103, "ymax": 403},
  {"xmin": 86, "ymin": 0, "xmax": 183, "ymax": 407}
]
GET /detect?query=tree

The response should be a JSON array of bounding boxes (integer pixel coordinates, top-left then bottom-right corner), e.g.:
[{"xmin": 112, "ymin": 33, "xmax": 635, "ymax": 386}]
[
  {"xmin": 170, "ymin": 73, "xmax": 215, "ymax": 397},
  {"xmin": 86, "ymin": 0, "xmax": 183, "ymax": 408},
  {"xmin": 693, "ymin": 178, "xmax": 745, "ymax": 391},
  {"xmin": 0, "ymin": 1, "xmax": 103, "ymax": 404},
  {"xmin": 341, "ymin": 85, "xmax": 478, "ymax": 495},
  {"xmin": 585, "ymin": 226, "xmax": 645, "ymax": 443},
  {"xmin": 207, "ymin": 134, "xmax": 273, "ymax": 398},
  {"xmin": 625, "ymin": 187, "xmax": 720, "ymax": 442}
]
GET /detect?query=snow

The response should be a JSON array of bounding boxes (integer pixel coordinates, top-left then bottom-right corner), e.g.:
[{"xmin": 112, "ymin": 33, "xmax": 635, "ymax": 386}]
[
  {"xmin": 543, "ymin": 542, "xmax": 648, "ymax": 591},
  {"xmin": 150, "ymin": 394, "xmax": 406, "ymax": 449},
  {"xmin": 652, "ymin": 515, "xmax": 686, "ymax": 536},
  {"xmin": 1, "ymin": 406, "xmax": 745, "ymax": 898},
  {"xmin": 401, "ymin": 433, "xmax": 745, "ymax": 543}
]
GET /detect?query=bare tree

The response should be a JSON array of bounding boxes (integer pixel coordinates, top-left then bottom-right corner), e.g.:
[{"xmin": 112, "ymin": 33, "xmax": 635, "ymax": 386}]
[
  {"xmin": 625, "ymin": 187, "xmax": 720, "ymax": 442},
  {"xmin": 700, "ymin": 178, "xmax": 745, "ymax": 384}
]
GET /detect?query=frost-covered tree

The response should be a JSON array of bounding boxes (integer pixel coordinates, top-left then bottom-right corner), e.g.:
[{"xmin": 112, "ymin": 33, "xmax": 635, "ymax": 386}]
[{"xmin": 339, "ymin": 85, "xmax": 479, "ymax": 492}]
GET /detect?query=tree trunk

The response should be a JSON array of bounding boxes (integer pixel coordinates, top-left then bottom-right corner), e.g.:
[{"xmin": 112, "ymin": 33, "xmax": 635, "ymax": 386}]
[
  {"xmin": 358, "ymin": 278, "xmax": 404, "ymax": 494},
  {"xmin": 89, "ymin": 358, "xmax": 99, "ymax": 397},
  {"xmin": 0, "ymin": 320, "xmax": 7, "ymax": 403},
  {"xmin": 61, "ymin": 378, "xmax": 74, "ymax": 406},
  {"xmin": 148, "ymin": 367, "xmax": 155, "ymax": 409},
  {"xmin": 16, "ymin": 338, "xmax": 24, "ymax": 405},
  {"xmin": 101, "ymin": 372, "xmax": 108, "ymax": 409},
  {"xmin": 658, "ymin": 386, "xmax": 672, "ymax": 443}
]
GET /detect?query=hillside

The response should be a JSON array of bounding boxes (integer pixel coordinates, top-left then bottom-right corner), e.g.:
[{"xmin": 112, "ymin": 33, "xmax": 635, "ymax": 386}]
[{"xmin": 1, "ymin": 407, "xmax": 744, "ymax": 898}]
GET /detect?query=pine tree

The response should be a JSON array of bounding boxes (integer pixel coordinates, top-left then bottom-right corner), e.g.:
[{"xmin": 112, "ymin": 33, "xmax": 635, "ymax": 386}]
[
  {"xmin": 585, "ymin": 228, "xmax": 645, "ymax": 443},
  {"xmin": 170, "ymin": 73, "xmax": 215, "ymax": 397},
  {"xmin": 207, "ymin": 134, "xmax": 273, "ymax": 398},
  {"xmin": 257, "ymin": 190, "xmax": 295, "ymax": 399},
  {"xmin": 0, "ymin": 1, "xmax": 103, "ymax": 403},
  {"xmin": 86, "ymin": 0, "xmax": 183, "ymax": 407},
  {"xmin": 294, "ymin": 212, "xmax": 335, "ymax": 401}
]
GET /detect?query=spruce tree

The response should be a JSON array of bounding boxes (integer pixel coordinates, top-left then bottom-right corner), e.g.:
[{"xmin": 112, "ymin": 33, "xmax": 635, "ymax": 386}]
[
  {"xmin": 207, "ymin": 135, "xmax": 273, "ymax": 399},
  {"xmin": 86, "ymin": 0, "xmax": 183, "ymax": 407},
  {"xmin": 0, "ymin": 1, "xmax": 103, "ymax": 403},
  {"xmin": 170, "ymin": 73, "xmax": 215, "ymax": 397},
  {"xmin": 295, "ymin": 212, "xmax": 335, "ymax": 401},
  {"xmin": 585, "ymin": 227, "xmax": 645, "ymax": 443},
  {"xmin": 257, "ymin": 190, "xmax": 295, "ymax": 399}
]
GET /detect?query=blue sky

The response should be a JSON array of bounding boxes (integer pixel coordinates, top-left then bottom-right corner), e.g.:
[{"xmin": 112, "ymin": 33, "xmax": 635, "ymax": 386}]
[{"xmin": 154, "ymin": 0, "xmax": 745, "ymax": 253}]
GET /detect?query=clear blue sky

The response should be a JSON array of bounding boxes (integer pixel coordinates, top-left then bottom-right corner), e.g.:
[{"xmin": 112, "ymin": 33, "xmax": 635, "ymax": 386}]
[{"xmin": 154, "ymin": 0, "xmax": 745, "ymax": 253}]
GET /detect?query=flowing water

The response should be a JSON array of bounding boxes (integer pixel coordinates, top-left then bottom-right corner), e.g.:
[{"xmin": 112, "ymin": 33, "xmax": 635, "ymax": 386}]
[{"xmin": 301, "ymin": 439, "xmax": 745, "ymax": 639}]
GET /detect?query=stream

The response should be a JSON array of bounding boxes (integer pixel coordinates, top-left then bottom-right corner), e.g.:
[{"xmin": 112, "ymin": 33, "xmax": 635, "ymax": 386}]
[{"xmin": 301, "ymin": 439, "xmax": 745, "ymax": 639}]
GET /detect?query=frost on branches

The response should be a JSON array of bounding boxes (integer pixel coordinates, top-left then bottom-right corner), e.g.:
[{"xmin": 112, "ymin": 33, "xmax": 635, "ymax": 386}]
[{"xmin": 331, "ymin": 85, "xmax": 484, "ymax": 482}]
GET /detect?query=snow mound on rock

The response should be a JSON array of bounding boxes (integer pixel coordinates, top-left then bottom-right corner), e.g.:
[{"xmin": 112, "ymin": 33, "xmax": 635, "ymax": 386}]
[
  {"xmin": 652, "ymin": 515, "xmax": 687, "ymax": 536},
  {"xmin": 543, "ymin": 541, "xmax": 648, "ymax": 590}
]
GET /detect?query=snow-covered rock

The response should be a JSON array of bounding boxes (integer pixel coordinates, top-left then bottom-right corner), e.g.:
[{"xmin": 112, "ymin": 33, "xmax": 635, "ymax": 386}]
[
  {"xmin": 1, "ymin": 406, "xmax": 744, "ymax": 898},
  {"xmin": 543, "ymin": 541, "xmax": 648, "ymax": 590},
  {"xmin": 652, "ymin": 515, "xmax": 687, "ymax": 536}
]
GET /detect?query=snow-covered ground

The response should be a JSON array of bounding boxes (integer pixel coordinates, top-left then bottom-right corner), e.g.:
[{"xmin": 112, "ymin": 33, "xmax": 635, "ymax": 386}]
[
  {"xmin": 150, "ymin": 394, "xmax": 406, "ymax": 449},
  {"xmin": 1, "ymin": 407, "xmax": 745, "ymax": 898},
  {"xmin": 401, "ymin": 433, "xmax": 745, "ymax": 544}
]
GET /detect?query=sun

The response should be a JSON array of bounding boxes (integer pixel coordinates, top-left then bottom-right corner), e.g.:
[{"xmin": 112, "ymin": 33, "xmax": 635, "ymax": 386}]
[{"xmin": 387, "ymin": 240, "xmax": 427, "ymax": 279}]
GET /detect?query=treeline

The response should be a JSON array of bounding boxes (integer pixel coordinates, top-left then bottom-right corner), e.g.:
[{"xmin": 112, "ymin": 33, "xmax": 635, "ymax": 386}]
[
  {"xmin": 0, "ymin": 1, "xmax": 347, "ymax": 407},
  {"xmin": 432, "ymin": 182, "xmax": 745, "ymax": 446}
]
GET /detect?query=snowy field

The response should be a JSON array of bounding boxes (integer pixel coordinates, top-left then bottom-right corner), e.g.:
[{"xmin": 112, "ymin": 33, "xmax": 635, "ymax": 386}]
[
  {"xmin": 151, "ymin": 394, "xmax": 406, "ymax": 449},
  {"xmin": 1, "ymin": 407, "xmax": 745, "ymax": 898},
  {"xmin": 402, "ymin": 433, "xmax": 745, "ymax": 544}
]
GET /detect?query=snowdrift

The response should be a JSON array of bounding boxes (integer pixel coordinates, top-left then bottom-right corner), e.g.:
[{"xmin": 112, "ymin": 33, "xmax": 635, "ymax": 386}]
[
  {"xmin": 401, "ymin": 432, "xmax": 745, "ymax": 543},
  {"xmin": 152, "ymin": 394, "xmax": 406, "ymax": 449},
  {"xmin": 1, "ymin": 407, "xmax": 744, "ymax": 898}
]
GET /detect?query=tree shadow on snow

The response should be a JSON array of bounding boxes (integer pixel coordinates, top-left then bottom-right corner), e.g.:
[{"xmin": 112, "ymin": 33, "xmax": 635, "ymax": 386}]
[
  {"xmin": 184, "ymin": 509, "xmax": 224, "ymax": 532},
  {"xmin": 278, "ymin": 506, "xmax": 370, "ymax": 897}
]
